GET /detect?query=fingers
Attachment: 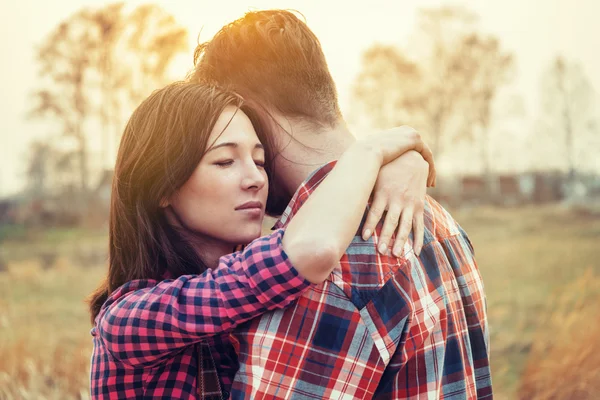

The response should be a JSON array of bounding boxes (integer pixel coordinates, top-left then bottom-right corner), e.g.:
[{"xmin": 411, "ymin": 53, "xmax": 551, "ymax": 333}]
[
  {"xmin": 419, "ymin": 143, "xmax": 436, "ymax": 187},
  {"xmin": 392, "ymin": 205, "xmax": 414, "ymax": 257},
  {"xmin": 362, "ymin": 195, "xmax": 386, "ymax": 240},
  {"xmin": 419, "ymin": 142, "xmax": 434, "ymax": 168},
  {"xmin": 404, "ymin": 130, "xmax": 436, "ymax": 188},
  {"xmin": 428, "ymin": 158, "xmax": 437, "ymax": 188},
  {"xmin": 413, "ymin": 210, "xmax": 425, "ymax": 256},
  {"xmin": 428, "ymin": 165, "xmax": 436, "ymax": 188},
  {"xmin": 377, "ymin": 204, "xmax": 401, "ymax": 255}
]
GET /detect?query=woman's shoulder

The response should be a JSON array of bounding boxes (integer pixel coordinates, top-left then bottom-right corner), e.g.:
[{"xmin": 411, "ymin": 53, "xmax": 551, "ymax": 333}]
[
  {"xmin": 94, "ymin": 278, "xmax": 162, "ymax": 325},
  {"xmin": 110, "ymin": 278, "xmax": 162, "ymax": 298}
]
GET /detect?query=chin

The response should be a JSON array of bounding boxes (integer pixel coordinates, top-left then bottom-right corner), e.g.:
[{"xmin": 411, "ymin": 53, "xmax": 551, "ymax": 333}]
[{"xmin": 235, "ymin": 223, "xmax": 264, "ymax": 245}]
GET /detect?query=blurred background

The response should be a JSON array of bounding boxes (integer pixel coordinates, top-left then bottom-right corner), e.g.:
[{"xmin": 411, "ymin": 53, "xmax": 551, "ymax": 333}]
[{"xmin": 0, "ymin": 1, "xmax": 599, "ymax": 399}]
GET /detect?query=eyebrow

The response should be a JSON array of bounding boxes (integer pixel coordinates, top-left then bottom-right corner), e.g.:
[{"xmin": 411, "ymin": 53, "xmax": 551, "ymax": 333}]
[{"xmin": 206, "ymin": 142, "xmax": 264, "ymax": 153}]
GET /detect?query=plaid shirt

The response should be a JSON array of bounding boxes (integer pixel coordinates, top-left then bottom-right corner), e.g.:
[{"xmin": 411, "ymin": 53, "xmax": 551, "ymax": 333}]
[
  {"xmin": 90, "ymin": 229, "xmax": 311, "ymax": 399},
  {"xmin": 230, "ymin": 161, "xmax": 493, "ymax": 399}
]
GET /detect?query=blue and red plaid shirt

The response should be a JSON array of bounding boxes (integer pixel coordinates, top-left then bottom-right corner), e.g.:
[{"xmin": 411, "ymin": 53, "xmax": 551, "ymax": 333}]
[
  {"xmin": 90, "ymin": 229, "xmax": 312, "ymax": 399},
  {"xmin": 229, "ymin": 161, "xmax": 493, "ymax": 399}
]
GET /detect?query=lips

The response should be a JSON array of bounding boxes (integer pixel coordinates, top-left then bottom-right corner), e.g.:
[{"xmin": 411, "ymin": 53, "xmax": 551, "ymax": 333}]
[{"xmin": 235, "ymin": 201, "xmax": 263, "ymax": 211}]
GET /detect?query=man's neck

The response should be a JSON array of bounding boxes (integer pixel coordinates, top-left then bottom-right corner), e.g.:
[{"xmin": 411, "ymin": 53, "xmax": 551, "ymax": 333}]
[{"xmin": 279, "ymin": 119, "xmax": 356, "ymax": 195}]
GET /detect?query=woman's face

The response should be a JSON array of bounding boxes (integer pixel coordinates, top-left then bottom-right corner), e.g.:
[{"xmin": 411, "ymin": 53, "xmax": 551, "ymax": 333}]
[{"xmin": 168, "ymin": 106, "xmax": 269, "ymax": 246}]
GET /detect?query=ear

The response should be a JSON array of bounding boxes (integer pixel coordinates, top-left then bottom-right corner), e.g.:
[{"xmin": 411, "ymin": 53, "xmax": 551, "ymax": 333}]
[{"xmin": 159, "ymin": 198, "xmax": 170, "ymax": 208}]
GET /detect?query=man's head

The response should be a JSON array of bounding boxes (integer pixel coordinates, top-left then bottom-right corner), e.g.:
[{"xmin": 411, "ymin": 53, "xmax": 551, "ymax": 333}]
[{"xmin": 191, "ymin": 10, "xmax": 341, "ymax": 127}]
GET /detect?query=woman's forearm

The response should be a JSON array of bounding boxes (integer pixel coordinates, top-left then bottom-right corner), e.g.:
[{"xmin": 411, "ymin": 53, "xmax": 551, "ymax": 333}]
[
  {"xmin": 98, "ymin": 230, "xmax": 311, "ymax": 368},
  {"xmin": 282, "ymin": 143, "xmax": 382, "ymax": 283}
]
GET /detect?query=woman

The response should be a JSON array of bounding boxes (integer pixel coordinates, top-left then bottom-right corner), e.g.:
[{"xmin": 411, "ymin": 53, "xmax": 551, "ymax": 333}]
[{"xmin": 89, "ymin": 81, "xmax": 434, "ymax": 399}]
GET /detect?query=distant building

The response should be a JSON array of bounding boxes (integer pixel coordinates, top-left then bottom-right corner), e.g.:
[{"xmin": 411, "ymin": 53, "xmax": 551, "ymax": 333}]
[
  {"xmin": 427, "ymin": 170, "xmax": 600, "ymax": 207},
  {"xmin": 0, "ymin": 198, "xmax": 18, "ymax": 225}
]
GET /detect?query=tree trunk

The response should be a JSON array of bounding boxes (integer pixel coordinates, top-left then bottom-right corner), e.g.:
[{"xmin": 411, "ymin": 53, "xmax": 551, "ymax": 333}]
[
  {"xmin": 480, "ymin": 126, "xmax": 494, "ymax": 199},
  {"xmin": 77, "ymin": 128, "xmax": 88, "ymax": 194},
  {"xmin": 101, "ymin": 49, "xmax": 110, "ymax": 170},
  {"xmin": 73, "ymin": 66, "xmax": 88, "ymax": 195},
  {"xmin": 565, "ymin": 112, "xmax": 575, "ymax": 187}
]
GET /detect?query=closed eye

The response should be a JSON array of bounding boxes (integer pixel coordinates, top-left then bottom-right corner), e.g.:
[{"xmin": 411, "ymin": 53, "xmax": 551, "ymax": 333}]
[{"xmin": 214, "ymin": 160, "xmax": 234, "ymax": 167}]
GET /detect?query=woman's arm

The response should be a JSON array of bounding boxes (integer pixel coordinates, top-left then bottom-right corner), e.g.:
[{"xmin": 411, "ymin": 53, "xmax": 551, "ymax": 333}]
[
  {"xmin": 97, "ymin": 229, "xmax": 311, "ymax": 368},
  {"xmin": 283, "ymin": 126, "xmax": 432, "ymax": 283}
]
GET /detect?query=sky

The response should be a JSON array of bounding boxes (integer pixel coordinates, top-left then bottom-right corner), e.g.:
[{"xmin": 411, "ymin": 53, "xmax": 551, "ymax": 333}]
[{"xmin": 1, "ymin": 0, "xmax": 599, "ymax": 196}]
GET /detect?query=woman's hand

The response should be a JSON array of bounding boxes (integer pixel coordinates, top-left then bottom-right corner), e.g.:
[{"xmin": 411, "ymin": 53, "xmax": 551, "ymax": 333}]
[
  {"xmin": 362, "ymin": 151, "xmax": 430, "ymax": 257},
  {"xmin": 368, "ymin": 126, "xmax": 435, "ymax": 178},
  {"xmin": 358, "ymin": 126, "xmax": 436, "ymax": 258}
]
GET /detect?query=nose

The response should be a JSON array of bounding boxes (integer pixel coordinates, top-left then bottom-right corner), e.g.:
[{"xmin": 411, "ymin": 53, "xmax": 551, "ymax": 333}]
[{"xmin": 241, "ymin": 163, "xmax": 266, "ymax": 191}]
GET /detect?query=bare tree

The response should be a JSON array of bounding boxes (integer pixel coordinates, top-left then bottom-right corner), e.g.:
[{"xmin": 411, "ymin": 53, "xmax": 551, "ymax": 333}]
[
  {"xmin": 352, "ymin": 6, "xmax": 478, "ymax": 158},
  {"xmin": 540, "ymin": 57, "xmax": 595, "ymax": 184},
  {"xmin": 29, "ymin": 13, "xmax": 95, "ymax": 193},
  {"xmin": 26, "ymin": 141, "xmax": 54, "ymax": 199},
  {"xmin": 28, "ymin": 3, "xmax": 188, "ymax": 203},
  {"xmin": 85, "ymin": 3, "xmax": 188, "ymax": 167},
  {"xmin": 125, "ymin": 4, "xmax": 188, "ymax": 106},
  {"xmin": 85, "ymin": 2, "xmax": 127, "ymax": 169},
  {"xmin": 456, "ymin": 33, "xmax": 514, "ymax": 192},
  {"xmin": 352, "ymin": 45, "xmax": 421, "ymax": 129},
  {"xmin": 415, "ymin": 6, "xmax": 478, "ymax": 157}
]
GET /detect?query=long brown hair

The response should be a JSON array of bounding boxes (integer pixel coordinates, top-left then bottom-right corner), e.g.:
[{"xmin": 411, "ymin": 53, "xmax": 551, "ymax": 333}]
[{"xmin": 88, "ymin": 81, "xmax": 273, "ymax": 324}]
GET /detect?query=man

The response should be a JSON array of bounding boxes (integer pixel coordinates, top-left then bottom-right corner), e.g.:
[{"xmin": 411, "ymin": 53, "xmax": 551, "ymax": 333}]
[{"xmin": 191, "ymin": 10, "xmax": 492, "ymax": 399}]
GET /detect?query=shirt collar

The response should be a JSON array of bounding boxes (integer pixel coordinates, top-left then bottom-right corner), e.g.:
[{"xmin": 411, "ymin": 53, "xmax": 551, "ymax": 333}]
[{"xmin": 272, "ymin": 160, "xmax": 338, "ymax": 230}]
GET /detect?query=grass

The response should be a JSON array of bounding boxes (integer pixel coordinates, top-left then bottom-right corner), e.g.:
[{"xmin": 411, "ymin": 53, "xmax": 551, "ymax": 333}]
[
  {"xmin": 0, "ymin": 259, "xmax": 103, "ymax": 399},
  {"xmin": 452, "ymin": 205, "xmax": 600, "ymax": 399},
  {"xmin": 1, "ymin": 226, "xmax": 107, "ymax": 264},
  {"xmin": 0, "ymin": 204, "xmax": 598, "ymax": 399},
  {"xmin": 518, "ymin": 270, "xmax": 600, "ymax": 399}
]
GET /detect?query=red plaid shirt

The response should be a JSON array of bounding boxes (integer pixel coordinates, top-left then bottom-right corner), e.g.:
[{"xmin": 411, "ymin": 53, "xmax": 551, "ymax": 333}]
[
  {"xmin": 230, "ymin": 161, "xmax": 493, "ymax": 399},
  {"xmin": 90, "ymin": 229, "xmax": 311, "ymax": 399}
]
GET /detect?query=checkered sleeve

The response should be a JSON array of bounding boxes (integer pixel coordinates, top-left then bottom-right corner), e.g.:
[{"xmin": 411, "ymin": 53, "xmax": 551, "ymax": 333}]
[{"xmin": 97, "ymin": 228, "xmax": 311, "ymax": 368}]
